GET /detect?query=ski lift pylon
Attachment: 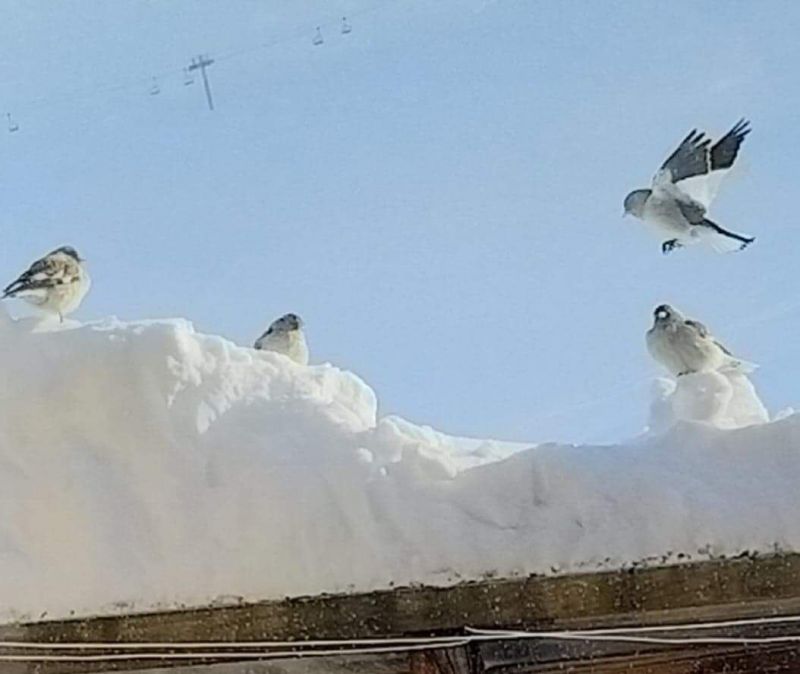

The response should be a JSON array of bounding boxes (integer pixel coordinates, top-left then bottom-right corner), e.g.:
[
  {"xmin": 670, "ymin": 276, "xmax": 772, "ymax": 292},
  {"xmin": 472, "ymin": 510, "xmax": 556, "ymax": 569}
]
[
  {"xmin": 341, "ymin": 17, "xmax": 352, "ymax": 34},
  {"xmin": 312, "ymin": 27, "xmax": 324, "ymax": 46}
]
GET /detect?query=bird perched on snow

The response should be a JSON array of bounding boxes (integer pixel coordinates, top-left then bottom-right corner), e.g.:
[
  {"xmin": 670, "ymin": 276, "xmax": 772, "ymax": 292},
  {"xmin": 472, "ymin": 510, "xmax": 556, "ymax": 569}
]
[
  {"xmin": 254, "ymin": 313, "xmax": 309, "ymax": 365},
  {"xmin": 2, "ymin": 246, "xmax": 90, "ymax": 322},
  {"xmin": 623, "ymin": 119, "xmax": 755, "ymax": 254},
  {"xmin": 646, "ymin": 304, "xmax": 753, "ymax": 377}
]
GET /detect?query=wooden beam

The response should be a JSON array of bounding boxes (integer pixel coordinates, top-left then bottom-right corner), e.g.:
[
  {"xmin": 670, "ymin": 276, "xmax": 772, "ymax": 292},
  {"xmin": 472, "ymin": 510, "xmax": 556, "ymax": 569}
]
[
  {"xmin": 409, "ymin": 644, "xmax": 483, "ymax": 674},
  {"xmin": 2, "ymin": 553, "xmax": 800, "ymax": 673},
  {"xmin": 480, "ymin": 628, "xmax": 800, "ymax": 673}
]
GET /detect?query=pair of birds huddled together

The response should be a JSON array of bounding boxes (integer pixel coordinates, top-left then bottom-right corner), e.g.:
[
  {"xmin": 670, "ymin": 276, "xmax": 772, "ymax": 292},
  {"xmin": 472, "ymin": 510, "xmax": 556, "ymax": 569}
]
[
  {"xmin": 1, "ymin": 120, "xmax": 756, "ymax": 378},
  {"xmin": 626, "ymin": 119, "xmax": 755, "ymax": 376},
  {"xmin": 1, "ymin": 246, "xmax": 309, "ymax": 364}
]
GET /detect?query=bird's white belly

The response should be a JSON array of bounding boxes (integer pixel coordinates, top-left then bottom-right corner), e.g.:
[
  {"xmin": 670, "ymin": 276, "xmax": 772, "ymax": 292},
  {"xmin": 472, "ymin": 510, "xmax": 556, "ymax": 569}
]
[
  {"xmin": 642, "ymin": 196, "xmax": 693, "ymax": 239},
  {"xmin": 647, "ymin": 330, "xmax": 688, "ymax": 375},
  {"xmin": 258, "ymin": 331, "xmax": 309, "ymax": 365},
  {"xmin": 24, "ymin": 273, "xmax": 90, "ymax": 317},
  {"xmin": 285, "ymin": 333, "xmax": 309, "ymax": 365}
]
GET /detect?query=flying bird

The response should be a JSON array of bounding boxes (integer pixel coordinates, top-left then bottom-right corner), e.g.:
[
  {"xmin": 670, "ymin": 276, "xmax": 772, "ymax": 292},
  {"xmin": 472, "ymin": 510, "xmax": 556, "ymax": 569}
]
[
  {"xmin": 254, "ymin": 313, "xmax": 309, "ymax": 365},
  {"xmin": 646, "ymin": 304, "xmax": 753, "ymax": 377},
  {"xmin": 624, "ymin": 120, "xmax": 755, "ymax": 254},
  {"xmin": 3, "ymin": 246, "xmax": 90, "ymax": 322}
]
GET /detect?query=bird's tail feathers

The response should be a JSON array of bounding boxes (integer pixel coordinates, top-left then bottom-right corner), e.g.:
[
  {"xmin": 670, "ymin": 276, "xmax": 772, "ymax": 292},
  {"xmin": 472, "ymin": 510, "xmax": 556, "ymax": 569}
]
[
  {"xmin": 720, "ymin": 358, "xmax": 758, "ymax": 375},
  {"xmin": 2, "ymin": 282, "xmax": 46, "ymax": 300},
  {"xmin": 699, "ymin": 218, "xmax": 754, "ymax": 253},
  {"xmin": 2, "ymin": 282, "xmax": 22, "ymax": 298}
]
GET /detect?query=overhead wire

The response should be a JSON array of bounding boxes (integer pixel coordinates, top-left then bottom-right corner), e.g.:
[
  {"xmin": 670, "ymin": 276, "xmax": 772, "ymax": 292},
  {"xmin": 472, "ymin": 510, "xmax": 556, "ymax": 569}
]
[
  {"xmin": 4, "ymin": 0, "xmax": 399, "ymax": 121},
  {"xmin": 2, "ymin": 613, "xmax": 800, "ymax": 662}
]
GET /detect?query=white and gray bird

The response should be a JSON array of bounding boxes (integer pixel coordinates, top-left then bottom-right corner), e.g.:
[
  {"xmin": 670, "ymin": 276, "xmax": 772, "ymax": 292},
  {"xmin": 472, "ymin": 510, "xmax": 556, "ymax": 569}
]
[
  {"xmin": 624, "ymin": 120, "xmax": 755, "ymax": 254},
  {"xmin": 2, "ymin": 246, "xmax": 91, "ymax": 322},
  {"xmin": 254, "ymin": 313, "xmax": 309, "ymax": 365},
  {"xmin": 646, "ymin": 304, "xmax": 753, "ymax": 377}
]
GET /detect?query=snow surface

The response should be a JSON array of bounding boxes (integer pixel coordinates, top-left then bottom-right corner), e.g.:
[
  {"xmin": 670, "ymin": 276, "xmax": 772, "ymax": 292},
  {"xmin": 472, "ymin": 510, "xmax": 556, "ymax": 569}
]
[{"xmin": 0, "ymin": 308, "xmax": 795, "ymax": 624}]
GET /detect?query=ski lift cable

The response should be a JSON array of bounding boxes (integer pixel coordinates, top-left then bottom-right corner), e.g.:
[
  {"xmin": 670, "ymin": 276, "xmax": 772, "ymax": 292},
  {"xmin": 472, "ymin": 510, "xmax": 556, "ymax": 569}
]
[
  {"xmin": 1, "ymin": 0, "xmax": 397, "ymax": 122},
  {"xmin": 213, "ymin": 0, "xmax": 393, "ymax": 63}
]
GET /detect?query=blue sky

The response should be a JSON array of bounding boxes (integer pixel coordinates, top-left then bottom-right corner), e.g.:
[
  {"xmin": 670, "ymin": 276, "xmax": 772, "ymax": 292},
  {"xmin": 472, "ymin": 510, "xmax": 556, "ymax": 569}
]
[{"xmin": 0, "ymin": 0, "xmax": 797, "ymax": 444}]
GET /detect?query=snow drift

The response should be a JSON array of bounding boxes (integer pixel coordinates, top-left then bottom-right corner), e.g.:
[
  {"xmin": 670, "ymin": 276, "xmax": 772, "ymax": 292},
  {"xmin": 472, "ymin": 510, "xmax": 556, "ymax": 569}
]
[{"xmin": 0, "ymin": 308, "xmax": 795, "ymax": 624}]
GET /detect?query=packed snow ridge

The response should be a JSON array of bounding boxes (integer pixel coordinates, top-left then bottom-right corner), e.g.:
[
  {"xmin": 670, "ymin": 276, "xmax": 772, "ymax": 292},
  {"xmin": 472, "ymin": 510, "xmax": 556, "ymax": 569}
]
[{"xmin": 0, "ymin": 308, "xmax": 795, "ymax": 624}]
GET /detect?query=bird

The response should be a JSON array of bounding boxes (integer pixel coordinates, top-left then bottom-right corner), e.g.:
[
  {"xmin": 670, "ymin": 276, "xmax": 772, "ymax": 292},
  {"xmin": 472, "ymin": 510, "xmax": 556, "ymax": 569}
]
[
  {"xmin": 2, "ymin": 246, "xmax": 90, "ymax": 322},
  {"xmin": 623, "ymin": 119, "xmax": 755, "ymax": 254},
  {"xmin": 646, "ymin": 304, "xmax": 753, "ymax": 377},
  {"xmin": 254, "ymin": 313, "xmax": 309, "ymax": 365}
]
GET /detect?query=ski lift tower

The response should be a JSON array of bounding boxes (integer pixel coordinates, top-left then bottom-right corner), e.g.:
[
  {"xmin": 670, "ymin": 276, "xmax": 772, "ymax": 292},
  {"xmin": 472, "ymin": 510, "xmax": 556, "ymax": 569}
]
[{"xmin": 188, "ymin": 54, "xmax": 215, "ymax": 111}]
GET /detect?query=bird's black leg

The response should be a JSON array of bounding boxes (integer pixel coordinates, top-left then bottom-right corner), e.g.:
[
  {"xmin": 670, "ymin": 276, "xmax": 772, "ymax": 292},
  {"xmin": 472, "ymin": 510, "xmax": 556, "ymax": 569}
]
[{"xmin": 661, "ymin": 239, "xmax": 682, "ymax": 255}]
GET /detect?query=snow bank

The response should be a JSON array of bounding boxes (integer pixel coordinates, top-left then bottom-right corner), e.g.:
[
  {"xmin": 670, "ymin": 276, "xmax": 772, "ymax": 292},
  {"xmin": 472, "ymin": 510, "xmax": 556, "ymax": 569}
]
[
  {"xmin": 648, "ymin": 370, "xmax": 769, "ymax": 432},
  {"xmin": 0, "ymin": 308, "xmax": 796, "ymax": 623}
]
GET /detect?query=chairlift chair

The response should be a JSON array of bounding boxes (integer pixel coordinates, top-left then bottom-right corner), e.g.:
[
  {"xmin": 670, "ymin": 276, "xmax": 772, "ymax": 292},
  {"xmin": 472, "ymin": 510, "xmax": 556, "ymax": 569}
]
[
  {"xmin": 341, "ymin": 17, "xmax": 352, "ymax": 34},
  {"xmin": 183, "ymin": 68, "xmax": 194, "ymax": 86},
  {"xmin": 149, "ymin": 77, "xmax": 161, "ymax": 96},
  {"xmin": 7, "ymin": 113, "xmax": 18, "ymax": 133},
  {"xmin": 312, "ymin": 27, "xmax": 324, "ymax": 46}
]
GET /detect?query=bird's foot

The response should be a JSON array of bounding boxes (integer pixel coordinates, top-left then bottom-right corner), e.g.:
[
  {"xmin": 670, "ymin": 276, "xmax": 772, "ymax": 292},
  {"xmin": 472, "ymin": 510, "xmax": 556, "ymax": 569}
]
[{"xmin": 662, "ymin": 239, "xmax": 682, "ymax": 255}]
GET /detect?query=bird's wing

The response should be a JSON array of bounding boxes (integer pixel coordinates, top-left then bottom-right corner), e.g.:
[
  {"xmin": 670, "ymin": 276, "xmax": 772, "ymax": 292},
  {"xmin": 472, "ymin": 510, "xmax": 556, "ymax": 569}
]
[
  {"xmin": 254, "ymin": 327, "xmax": 273, "ymax": 349},
  {"xmin": 712, "ymin": 338, "xmax": 734, "ymax": 357},
  {"xmin": 3, "ymin": 256, "xmax": 76, "ymax": 296},
  {"xmin": 686, "ymin": 320, "xmax": 741, "ymax": 359},
  {"xmin": 4, "ymin": 257, "xmax": 55, "ymax": 295},
  {"xmin": 670, "ymin": 120, "xmax": 750, "ymax": 208},
  {"xmin": 675, "ymin": 172, "xmax": 724, "ymax": 209},
  {"xmin": 652, "ymin": 172, "xmax": 708, "ymax": 226},
  {"xmin": 711, "ymin": 336, "xmax": 758, "ymax": 372},
  {"xmin": 671, "ymin": 183, "xmax": 754, "ymax": 253},
  {"xmin": 674, "ymin": 195, "xmax": 707, "ymax": 225},
  {"xmin": 685, "ymin": 318, "xmax": 757, "ymax": 371},
  {"xmin": 658, "ymin": 129, "xmax": 711, "ymax": 184},
  {"xmin": 711, "ymin": 119, "xmax": 750, "ymax": 170},
  {"xmin": 684, "ymin": 319, "xmax": 710, "ymax": 339}
]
